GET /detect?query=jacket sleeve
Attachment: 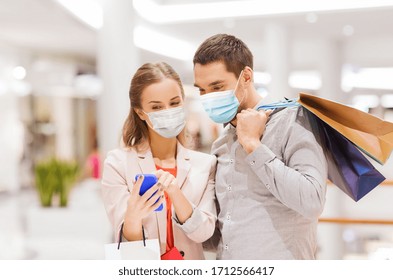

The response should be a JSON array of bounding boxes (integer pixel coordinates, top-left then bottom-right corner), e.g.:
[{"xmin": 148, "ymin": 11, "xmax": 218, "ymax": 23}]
[
  {"xmin": 173, "ymin": 155, "xmax": 217, "ymax": 243},
  {"xmin": 246, "ymin": 107, "xmax": 328, "ymax": 220},
  {"xmin": 101, "ymin": 150, "xmax": 129, "ymax": 242}
]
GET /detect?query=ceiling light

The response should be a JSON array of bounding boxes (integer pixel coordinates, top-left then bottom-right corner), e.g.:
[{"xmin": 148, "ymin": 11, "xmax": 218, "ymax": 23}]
[
  {"xmin": 133, "ymin": 26, "xmax": 194, "ymax": 61},
  {"xmin": 342, "ymin": 67, "xmax": 393, "ymax": 90},
  {"xmin": 55, "ymin": 0, "xmax": 103, "ymax": 29},
  {"xmin": 288, "ymin": 70, "xmax": 321, "ymax": 90},
  {"xmin": 256, "ymin": 87, "xmax": 269, "ymax": 98},
  {"xmin": 74, "ymin": 74, "xmax": 102, "ymax": 97},
  {"xmin": 10, "ymin": 80, "xmax": 32, "ymax": 96},
  {"xmin": 352, "ymin": 95, "xmax": 380, "ymax": 108},
  {"xmin": 12, "ymin": 66, "xmax": 26, "ymax": 80},
  {"xmin": 133, "ymin": 0, "xmax": 393, "ymax": 24},
  {"xmin": 381, "ymin": 94, "xmax": 393, "ymax": 108},
  {"xmin": 254, "ymin": 72, "xmax": 272, "ymax": 85}
]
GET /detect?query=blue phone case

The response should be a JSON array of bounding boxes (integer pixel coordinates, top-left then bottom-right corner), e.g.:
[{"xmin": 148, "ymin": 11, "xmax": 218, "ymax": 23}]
[{"xmin": 135, "ymin": 174, "xmax": 163, "ymax": 211}]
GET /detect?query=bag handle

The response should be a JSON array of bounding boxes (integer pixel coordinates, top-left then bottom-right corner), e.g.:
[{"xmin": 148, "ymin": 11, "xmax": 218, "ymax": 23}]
[{"xmin": 117, "ymin": 223, "xmax": 147, "ymax": 250}]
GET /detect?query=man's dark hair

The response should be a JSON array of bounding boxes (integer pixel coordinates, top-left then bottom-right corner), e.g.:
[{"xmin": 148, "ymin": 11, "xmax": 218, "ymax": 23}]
[{"xmin": 193, "ymin": 34, "xmax": 253, "ymax": 78}]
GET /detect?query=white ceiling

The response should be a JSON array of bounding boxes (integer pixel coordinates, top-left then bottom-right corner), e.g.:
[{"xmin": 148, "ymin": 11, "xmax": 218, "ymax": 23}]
[
  {"xmin": 1, "ymin": 0, "xmax": 393, "ymax": 78},
  {"xmin": 0, "ymin": 0, "xmax": 96, "ymax": 59}
]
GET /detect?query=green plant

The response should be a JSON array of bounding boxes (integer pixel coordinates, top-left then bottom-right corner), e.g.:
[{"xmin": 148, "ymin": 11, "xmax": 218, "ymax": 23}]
[{"xmin": 34, "ymin": 158, "xmax": 79, "ymax": 207}]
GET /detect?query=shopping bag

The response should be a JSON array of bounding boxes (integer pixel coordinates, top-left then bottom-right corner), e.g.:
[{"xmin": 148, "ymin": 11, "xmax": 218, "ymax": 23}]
[
  {"xmin": 160, "ymin": 246, "xmax": 184, "ymax": 260},
  {"xmin": 310, "ymin": 113, "xmax": 386, "ymax": 201},
  {"xmin": 104, "ymin": 224, "xmax": 160, "ymax": 260},
  {"xmin": 298, "ymin": 92, "xmax": 393, "ymax": 164},
  {"xmin": 257, "ymin": 95, "xmax": 389, "ymax": 201},
  {"xmin": 105, "ymin": 239, "xmax": 161, "ymax": 260}
]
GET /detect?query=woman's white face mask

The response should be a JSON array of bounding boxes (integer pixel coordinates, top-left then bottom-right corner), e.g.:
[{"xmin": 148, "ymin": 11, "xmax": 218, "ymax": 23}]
[{"xmin": 143, "ymin": 106, "xmax": 186, "ymax": 138}]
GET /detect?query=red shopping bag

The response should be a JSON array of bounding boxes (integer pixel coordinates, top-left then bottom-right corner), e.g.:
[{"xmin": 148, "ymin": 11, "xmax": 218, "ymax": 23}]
[{"xmin": 161, "ymin": 246, "xmax": 184, "ymax": 260}]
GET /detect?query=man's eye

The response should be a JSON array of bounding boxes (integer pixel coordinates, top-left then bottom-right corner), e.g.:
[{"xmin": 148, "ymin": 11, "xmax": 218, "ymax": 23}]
[{"xmin": 212, "ymin": 86, "xmax": 222, "ymax": 91}]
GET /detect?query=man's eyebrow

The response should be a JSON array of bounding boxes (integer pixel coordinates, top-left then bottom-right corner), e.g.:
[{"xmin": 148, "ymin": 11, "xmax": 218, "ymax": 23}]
[
  {"xmin": 193, "ymin": 80, "xmax": 225, "ymax": 89},
  {"xmin": 208, "ymin": 80, "xmax": 225, "ymax": 87}
]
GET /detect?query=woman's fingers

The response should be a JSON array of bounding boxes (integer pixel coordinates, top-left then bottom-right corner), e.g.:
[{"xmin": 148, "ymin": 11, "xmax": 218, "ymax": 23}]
[
  {"xmin": 140, "ymin": 183, "xmax": 162, "ymax": 201},
  {"xmin": 156, "ymin": 172, "xmax": 169, "ymax": 187},
  {"xmin": 148, "ymin": 189, "xmax": 164, "ymax": 205},
  {"xmin": 155, "ymin": 169, "xmax": 164, "ymax": 179},
  {"xmin": 129, "ymin": 171, "xmax": 174, "ymax": 216},
  {"xmin": 146, "ymin": 194, "xmax": 164, "ymax": 212},
  {"xmin": 155, "ymin": 171, "xmax": 176, "ymax": 190},
  {"xmin": 132, "ymin": 174, "xmax": 144, "ymax": 197},
  {"xmin": 127, "ymin": 186, "xmax": 163, "ymax": 216},
  {"xmin": 162, "ymin": 175, "xmax": 174, "ymax": 189}
]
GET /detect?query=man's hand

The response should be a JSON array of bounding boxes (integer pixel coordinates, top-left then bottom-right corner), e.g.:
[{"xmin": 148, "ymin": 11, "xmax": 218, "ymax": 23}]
[{"xmin": 236, "ymin": 109, "xmax": 272, "ymax": 154}]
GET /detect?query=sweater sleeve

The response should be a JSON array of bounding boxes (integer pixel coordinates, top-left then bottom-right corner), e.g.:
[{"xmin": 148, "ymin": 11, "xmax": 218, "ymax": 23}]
[
  {"xmin": 246, "ymin": 107, "xmax": 328, "ymax": 220},
  {"xmin": 173, "ymin": 155, "xmax": 217, "ymax": 243}
]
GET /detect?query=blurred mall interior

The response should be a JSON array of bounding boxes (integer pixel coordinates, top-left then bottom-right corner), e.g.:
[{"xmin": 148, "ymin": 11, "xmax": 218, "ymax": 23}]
[{"xmin": 1, "ymin": 0, "xmax": 393, "ymax": 260}]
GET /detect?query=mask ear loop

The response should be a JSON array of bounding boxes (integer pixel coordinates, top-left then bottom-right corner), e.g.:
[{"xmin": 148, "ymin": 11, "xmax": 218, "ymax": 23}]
[
  {"xmin": 141, "ymin": 110, "xmax": 155, "ymax": 130},
  {"xmin": 234, "ymin": 70, "xmax": 247, "ymax": 110}
]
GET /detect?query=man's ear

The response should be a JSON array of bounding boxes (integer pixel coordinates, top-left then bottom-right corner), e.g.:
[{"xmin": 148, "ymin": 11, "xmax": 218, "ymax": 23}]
[
  {"xmin": 134, "ymin": 108, "xmax": 146, "ymax": 121},
  {"xmin": 242, "ymin": 66, "xmax": 253, "ymax": 87}
]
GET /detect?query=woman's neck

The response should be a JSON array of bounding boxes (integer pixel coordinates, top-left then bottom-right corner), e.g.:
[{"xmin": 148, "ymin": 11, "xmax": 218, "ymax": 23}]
[{"xmin": 149, "ymin": 132, "xmax": 177, "ymax": 167}]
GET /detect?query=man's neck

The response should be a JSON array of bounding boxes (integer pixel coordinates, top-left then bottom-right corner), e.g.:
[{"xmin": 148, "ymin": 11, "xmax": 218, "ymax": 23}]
[{"xmin": 230, "ymin": 89, "xmax": 263, "ymax": 127}]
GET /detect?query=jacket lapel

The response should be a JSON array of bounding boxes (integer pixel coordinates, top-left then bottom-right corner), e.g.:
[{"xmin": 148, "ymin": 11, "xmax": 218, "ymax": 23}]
[
  {"xmin": 176, "ymin": 142, "xmax": 191, "ymax": 189},
  {"xmin": 136, "ymin": 149, "xmax": 156, "ymax": 174}
]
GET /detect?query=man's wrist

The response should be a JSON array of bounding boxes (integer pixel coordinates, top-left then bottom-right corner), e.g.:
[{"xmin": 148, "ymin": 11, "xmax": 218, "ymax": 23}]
[{"xmin": 243, "ymin": 140, "xmax": 261, "ymax": 154}]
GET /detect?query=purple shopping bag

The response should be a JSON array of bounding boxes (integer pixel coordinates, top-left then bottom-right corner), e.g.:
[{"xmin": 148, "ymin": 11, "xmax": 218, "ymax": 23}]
[{"xmin": 311, "ymin": 114, "xmax": 386, "ymax": 201}]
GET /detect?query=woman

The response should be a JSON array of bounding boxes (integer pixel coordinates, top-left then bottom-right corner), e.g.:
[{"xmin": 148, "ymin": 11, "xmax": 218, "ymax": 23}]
[{"xmin": 101, "ymin": 62, "xmax": 217, "ymax": 260}]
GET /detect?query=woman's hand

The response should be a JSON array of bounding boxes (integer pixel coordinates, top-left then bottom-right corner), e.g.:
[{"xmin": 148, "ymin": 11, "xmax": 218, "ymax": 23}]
[
  {"xmin": 155, "ymin": 169, "xmax": 179, "ymax": 195},
  {"xmin": 124, "ymin": 175, "xmax": 164, "ymax": 225},
  {"xmin": 123, "ymin": 175, "xmax": 164, "ymax": 241},
  {"xmin": 155, "ymin": 169, "xmax": 193, "ymax": 224}
]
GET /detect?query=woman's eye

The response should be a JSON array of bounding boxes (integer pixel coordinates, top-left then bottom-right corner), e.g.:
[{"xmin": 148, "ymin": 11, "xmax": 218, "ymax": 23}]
[
  {"xmin": 170, "ymin": 102, "xmax": 180, "ymax": 106},
  {"xmin": 152, "ymin": 106, "xmax": 161, "ymax": 110}
]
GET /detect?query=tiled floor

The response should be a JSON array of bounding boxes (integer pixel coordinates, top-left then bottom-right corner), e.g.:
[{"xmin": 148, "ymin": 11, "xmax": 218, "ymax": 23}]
[{"xmin": 0, "ymin": 179, "xmax": 113, "ymax": 260}]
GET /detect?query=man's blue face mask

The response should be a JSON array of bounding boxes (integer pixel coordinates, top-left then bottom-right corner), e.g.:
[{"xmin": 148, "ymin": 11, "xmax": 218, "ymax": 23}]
[{"xmin": 200, "ymin": 71, "xmax": 243, "ymax": 124}]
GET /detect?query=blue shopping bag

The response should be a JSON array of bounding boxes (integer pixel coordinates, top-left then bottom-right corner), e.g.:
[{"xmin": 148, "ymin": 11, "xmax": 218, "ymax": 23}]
[{"xmin": 309, "ymin": 112, "xmax": 385, "ymax": 201}]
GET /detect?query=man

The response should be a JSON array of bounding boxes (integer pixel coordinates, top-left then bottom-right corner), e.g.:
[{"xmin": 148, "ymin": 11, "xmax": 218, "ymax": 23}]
[{"xmin": 193, "ymin": 34, "xmax": 327, "ymax": 260}]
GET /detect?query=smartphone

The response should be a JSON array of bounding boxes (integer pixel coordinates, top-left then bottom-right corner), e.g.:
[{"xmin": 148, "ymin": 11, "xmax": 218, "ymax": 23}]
[{"xmin": 135, "ymin": 174, "xmax": 163, "ymax": 211}]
